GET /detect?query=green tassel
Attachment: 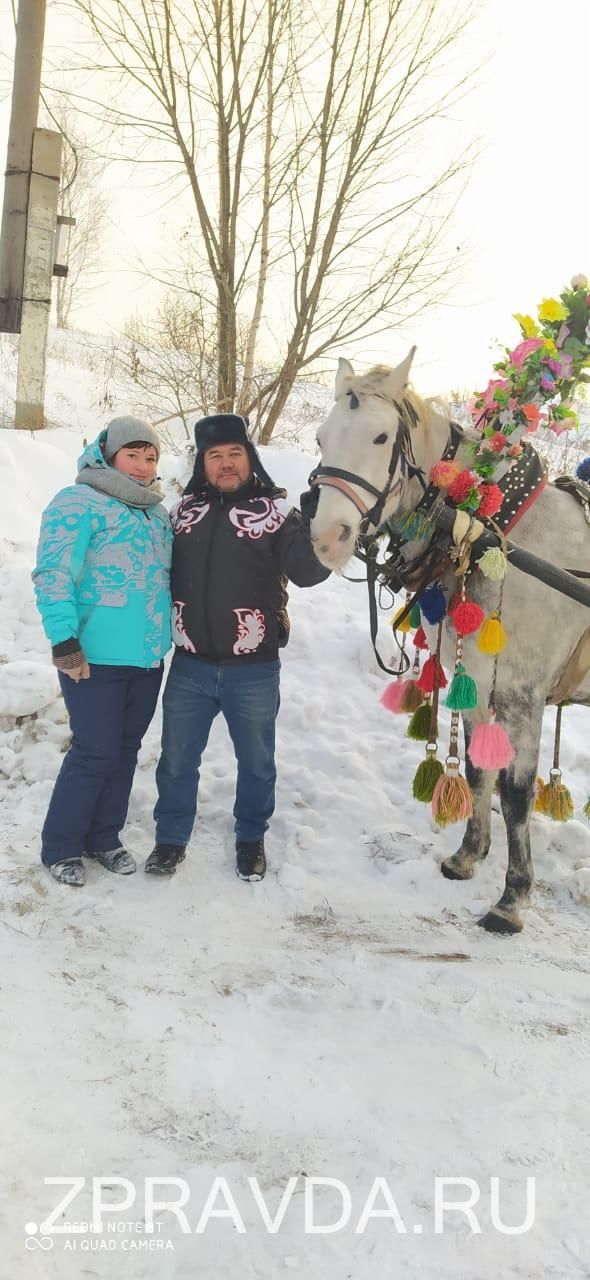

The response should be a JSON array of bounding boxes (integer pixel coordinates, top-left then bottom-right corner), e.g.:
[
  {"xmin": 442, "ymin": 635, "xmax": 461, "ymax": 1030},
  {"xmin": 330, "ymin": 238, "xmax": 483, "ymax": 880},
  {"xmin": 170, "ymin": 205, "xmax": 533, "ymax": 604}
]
[
  {"xmin": 477, "ymin": 547, "xmax": 507, "ymax": 580},
  {"xmin": 407, "ymin": 702, "xmax": 432, "ymax": 741},
  {"xmin": 584, "ymin": 796, "xmax": 590, "ymax": 819},
  {"xmin": 412, "ymin": 753, "xmax": 444, "ymax": 802},
  {"xmin": 445, "ymin": 664, "xmax": 478, "ymax": 710},
  {"xmin": 409, "ymin": 602, "xmax": 422, "ymax": 629}
]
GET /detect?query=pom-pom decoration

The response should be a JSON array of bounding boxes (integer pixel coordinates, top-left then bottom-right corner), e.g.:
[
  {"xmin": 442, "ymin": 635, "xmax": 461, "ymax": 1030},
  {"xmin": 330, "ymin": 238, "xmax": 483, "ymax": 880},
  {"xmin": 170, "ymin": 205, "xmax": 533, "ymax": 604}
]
[
  {"xmin": 445, "ymin": 664, "xmax": 478, "ymax": 711},
  {"xmin": 418, "ymin": 583, "xmax": 447, "ymax": 625},
  {"xmin": 468, "ymin": 712, "xmax": 514, "ymax": 771},
  {"xmin": 431, "ymin": 762, "xmax": 473, "ymax": 828},
  {"xmin": 449, "ymin": 599, "xmax": 485, "ymax": 637},
  {"xmin": 416, "ymin": 655, "xmax": 447, "ymax": 694},
  {"xmin": 477, "ymin": 547, "xmax": 507, "ymax": 580},
  {"xmin": 476, "ymin": 614, "xmax": 507, "ymax": 655}
]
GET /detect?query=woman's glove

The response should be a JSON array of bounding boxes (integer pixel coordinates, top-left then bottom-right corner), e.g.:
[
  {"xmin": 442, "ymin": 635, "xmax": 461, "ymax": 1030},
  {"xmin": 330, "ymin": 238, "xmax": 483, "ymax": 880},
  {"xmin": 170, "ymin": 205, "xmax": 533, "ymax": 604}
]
[{"xmin": 52, "ymin": 639, "xmax": 90, "ymax": 681}]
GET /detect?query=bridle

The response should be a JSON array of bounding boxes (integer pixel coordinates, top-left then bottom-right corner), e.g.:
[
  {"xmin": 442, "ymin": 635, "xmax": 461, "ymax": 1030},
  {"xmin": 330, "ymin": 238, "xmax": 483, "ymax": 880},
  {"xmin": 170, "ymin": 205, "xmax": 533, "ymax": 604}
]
[{"xmin": 306, "ymin": 393, "xmax": 426, "ymax": 534}]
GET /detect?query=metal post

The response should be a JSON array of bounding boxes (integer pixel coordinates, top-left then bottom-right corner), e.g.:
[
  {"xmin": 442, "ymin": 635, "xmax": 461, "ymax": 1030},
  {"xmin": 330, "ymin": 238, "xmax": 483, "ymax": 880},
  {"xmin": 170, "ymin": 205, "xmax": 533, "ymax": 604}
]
[
  {"xmin": 14, "ymin": 129, "xmax": 62, "ymax": 430},
  {"xmin": 0, "ymin": 0, "xmax": 47, "ymax": 334}
]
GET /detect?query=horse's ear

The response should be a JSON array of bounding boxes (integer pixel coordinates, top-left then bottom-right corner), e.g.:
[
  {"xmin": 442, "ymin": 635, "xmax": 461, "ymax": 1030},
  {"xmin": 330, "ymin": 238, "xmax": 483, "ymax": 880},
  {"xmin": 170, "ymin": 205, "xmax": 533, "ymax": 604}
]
[
  {"xmin": 335, "ymin": 357, "xmax": 355, "ymax": 399},
  {"xmin": 379, "ymin": 346, "xmax": 416, "ymax": 399}
]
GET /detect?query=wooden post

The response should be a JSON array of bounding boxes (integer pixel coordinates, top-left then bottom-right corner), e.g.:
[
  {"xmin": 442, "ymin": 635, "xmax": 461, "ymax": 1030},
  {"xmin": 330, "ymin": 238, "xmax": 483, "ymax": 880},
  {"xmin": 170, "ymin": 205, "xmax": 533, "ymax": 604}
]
[
  {"xmin": 0, "ymin": 0, "xmax": 47, "ymax": 334},
  {"xmin": 14, "ymin": 129, "xmax": 62, "ymax": 430}
]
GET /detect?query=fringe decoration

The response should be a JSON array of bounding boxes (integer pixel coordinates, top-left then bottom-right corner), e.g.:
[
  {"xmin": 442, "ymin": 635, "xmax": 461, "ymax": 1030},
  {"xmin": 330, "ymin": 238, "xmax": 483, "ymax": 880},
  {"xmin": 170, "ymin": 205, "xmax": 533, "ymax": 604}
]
[
  {"xmin": 412, "ymin": 751, "xmax": 445, "ymax": 802},
  {"xmin": 409, "ymin": 602, "xmax": 422, "ymax": 629},
  {"xmin": 432, "ymin": 763, "xmax": 474, "ymax": 828},
  {"xmin": 416, "ymin": 655, "xmax": 447, "ymax": 694},
  {"xmin": 418, "ymin": 582, "xmax": 447, "ymax": 625},
  {"xmin": 477, "ymin": 613, "xmax": 507, "ymax": 655},
  {"xmin": 413, "ymin": 624, "xmax": 429, "ymax": 650},
  {"xmin": 477, "ymin": 547, "xmax": 507, "ymax": 580},
  {"xmin": 445, "ymin": 664, "xmax": 478, "ymax": 711},
  {"xmin": 468, "ymin": 711, "xmax": 515, "ymax": 770},
  {"xmin": 449, "ymin": 599, "xmax": 485, "ymax": 636},
  {"xmin": 395, "ymin": 511, "xmax": 432, "ymax": 541},
  {"xmin": 406, "ymin": 701, "xmax": 432, "ymax": 740},
  {"xmin": 399, "ymin": 680, "xmax": 424, "ymax": 713},
  {"xmin": 583, "ymin": 796, "xmax": 590, "ymax": 818}
]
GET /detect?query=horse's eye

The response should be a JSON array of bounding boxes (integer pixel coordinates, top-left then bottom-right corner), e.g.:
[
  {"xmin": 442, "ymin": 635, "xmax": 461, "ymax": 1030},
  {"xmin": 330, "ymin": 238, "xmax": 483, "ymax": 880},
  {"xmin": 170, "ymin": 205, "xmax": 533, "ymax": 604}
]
[{"xmin": 373, "ymin": 433, "xmax": 388, "ymax": 445}]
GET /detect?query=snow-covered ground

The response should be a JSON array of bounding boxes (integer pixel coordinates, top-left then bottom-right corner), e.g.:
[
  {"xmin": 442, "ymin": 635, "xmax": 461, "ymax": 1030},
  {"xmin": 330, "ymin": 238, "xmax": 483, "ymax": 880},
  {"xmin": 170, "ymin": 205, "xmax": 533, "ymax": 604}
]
[{"xmin": 1, "ymin": 362, "xmax": 590, "ymax": 1278}]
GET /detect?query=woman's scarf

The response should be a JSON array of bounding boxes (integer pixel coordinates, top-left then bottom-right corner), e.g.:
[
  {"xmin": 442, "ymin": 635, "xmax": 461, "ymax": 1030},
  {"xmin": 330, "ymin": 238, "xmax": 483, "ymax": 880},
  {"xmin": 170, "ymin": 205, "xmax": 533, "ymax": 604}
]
[{"xmin": 76, "ymin": 465, "xmax": 164, "ymax": 509}]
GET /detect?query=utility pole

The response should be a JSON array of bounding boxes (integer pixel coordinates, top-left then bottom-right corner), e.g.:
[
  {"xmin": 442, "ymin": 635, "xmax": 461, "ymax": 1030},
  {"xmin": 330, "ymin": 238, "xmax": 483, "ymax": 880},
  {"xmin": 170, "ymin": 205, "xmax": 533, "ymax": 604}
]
[{"xmin": 0, "ymin": 0, "xmax": 48, "ymax": 334}]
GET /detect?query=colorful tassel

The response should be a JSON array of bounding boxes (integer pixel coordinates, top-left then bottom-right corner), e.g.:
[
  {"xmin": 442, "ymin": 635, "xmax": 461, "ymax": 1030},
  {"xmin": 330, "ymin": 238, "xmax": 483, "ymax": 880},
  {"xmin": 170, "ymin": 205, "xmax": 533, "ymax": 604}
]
[
  {"xmin": 380, "ymin": 681, "xmax": 409, "ymax": 713},
  {"xmin": 477, "ymin": 547, "xmax": 507, "ymax": 580},
  {"xmin": 418, "ymin": 582, "xmax": 447, "ymax": 625},
  {"xmin": 413, "ymin": 624, "xmax": 429, "ymax": 650},
  {"xmin": 431, "ymin": 764, "xmax": 473, "ymax": 828},
  {"xmin": 416, "ymin": 655, "xmax": 448, "ymax": 694},
  {"xmin": 406, "ymin": 701, "xmax": 432, "ymax": 740},
  {"xmin": 538, "ymin": 770, "xmax": 574, "ymax": 822},
  {"xmin": 445, "ymin": 664, "xmax": 478, "ymax": 710},
  {"xmin": 399, "ymin": 680, "xmax": 424, "ymax": 713},
  {"xmin": 391, "ymin": 606, "xmax": 412, "ymax": 633},
  {"xmin": 394, "ymin": 510, "xmax": 432, "ymax": 540},
  {"xmin": 533, "ymin": 775, "xmax": 546, "ymax": 812},
  {"xmin": 468, "ymin": 712, "xmax": 514, "ymax": 771},
  {"xmin": 477, "ymin": 613, "xmax": 507, "ymax": 655},
  {"xmin": 409, "ymin": 602, "xmax": 422, "ymax": 629},
  {"xmin": 412, "ymin": 749, "xmax": 444, "ymax": 802},
  {"xmin": 449, "ymin": 599, "xmax": 485, "ymax": 636}
]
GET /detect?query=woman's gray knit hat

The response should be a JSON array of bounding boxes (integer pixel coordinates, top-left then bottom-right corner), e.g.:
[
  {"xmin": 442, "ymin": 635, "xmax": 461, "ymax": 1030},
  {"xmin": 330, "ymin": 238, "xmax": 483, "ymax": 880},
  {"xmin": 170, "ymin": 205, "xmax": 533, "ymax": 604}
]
[{"xmin": 104, "ymin": 415, "xmax": 161, "ymax": 460}]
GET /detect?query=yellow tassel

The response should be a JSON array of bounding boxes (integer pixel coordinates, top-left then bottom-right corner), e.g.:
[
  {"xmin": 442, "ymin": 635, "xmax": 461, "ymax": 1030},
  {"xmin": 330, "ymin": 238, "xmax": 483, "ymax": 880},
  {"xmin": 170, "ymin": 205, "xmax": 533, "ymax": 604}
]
[
  {"xmin": 392, "ymin": 606, "xmax": 412, "ymax": 633},
  {"xmin": 431, "ymin": 765, "xmax": 473, "ymax": 828},
  {"xmin": 533, "ymin": 776, "xmax": 546, "ymax": 812},
  {"xmin": 477, "ymin": 613, "xmax": 507, "ymax": 655},
  {"xmin": 538, "ymin": 771, "xmax": 574, "ymax": 822}
]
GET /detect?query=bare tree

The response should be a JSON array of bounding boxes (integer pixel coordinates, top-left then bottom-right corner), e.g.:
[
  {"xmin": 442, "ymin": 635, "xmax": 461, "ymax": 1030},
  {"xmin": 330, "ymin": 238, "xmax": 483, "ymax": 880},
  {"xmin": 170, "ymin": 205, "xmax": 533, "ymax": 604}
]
[
  {"xmin": 65, "ymin": 0, "xmax": 475, "ymax": 439},
  {"xmin": 120, "ymin": 290, "xmax": 219, "ymax": 437}
]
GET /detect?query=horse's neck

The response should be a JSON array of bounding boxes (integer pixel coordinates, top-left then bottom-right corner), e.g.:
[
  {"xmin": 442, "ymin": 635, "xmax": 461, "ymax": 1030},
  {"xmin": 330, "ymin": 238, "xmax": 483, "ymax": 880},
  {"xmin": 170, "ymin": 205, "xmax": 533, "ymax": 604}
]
[{"xmin": 397, "ymin": 405, "xmax": 453, "ymax": 515}]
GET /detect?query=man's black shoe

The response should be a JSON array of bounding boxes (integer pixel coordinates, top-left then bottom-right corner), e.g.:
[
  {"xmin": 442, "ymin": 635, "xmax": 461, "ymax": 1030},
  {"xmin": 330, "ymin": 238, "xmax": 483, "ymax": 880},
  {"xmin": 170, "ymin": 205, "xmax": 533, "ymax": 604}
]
[
  {"xmin": 236, "ymin": 839, "xmax": 266, "ymax": 882},
  {"xmin": 144, "ymin": 844, "xmax": 186, "ymax": 876}
]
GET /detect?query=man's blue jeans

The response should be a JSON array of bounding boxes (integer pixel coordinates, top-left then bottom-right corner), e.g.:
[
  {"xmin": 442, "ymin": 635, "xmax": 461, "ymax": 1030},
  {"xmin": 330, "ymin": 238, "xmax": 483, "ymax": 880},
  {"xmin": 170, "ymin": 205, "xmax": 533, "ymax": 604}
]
[{"xmin": 154, "ymin": 652, "xmax": 281, "ymax": 846}]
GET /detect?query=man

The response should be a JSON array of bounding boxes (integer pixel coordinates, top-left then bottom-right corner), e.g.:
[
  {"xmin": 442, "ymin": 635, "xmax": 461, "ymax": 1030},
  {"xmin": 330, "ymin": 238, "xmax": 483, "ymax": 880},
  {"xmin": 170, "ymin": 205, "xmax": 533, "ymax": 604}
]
[{"xmin": 146, "ymin": 412, "xmax": 330, "ymax": 882}]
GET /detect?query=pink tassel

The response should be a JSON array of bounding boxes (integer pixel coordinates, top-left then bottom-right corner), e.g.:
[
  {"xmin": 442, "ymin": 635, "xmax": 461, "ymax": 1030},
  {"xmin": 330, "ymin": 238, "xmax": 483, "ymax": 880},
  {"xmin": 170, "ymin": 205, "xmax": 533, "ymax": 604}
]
[
  {"xmin": 380, "ymin": 680, "xmax": 408, "ymax": 713},
  {"xmin": 468, "ymin": 712, "xmax": 514, "ymax": 770}
]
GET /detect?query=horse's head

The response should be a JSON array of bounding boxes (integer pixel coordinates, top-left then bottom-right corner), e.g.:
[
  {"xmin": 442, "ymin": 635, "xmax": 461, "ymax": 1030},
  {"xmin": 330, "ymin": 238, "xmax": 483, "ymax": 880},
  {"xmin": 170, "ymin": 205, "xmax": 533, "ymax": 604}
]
[{"xmin": 309, "ymin": 349, "xmax": 422, "ymax": 570}]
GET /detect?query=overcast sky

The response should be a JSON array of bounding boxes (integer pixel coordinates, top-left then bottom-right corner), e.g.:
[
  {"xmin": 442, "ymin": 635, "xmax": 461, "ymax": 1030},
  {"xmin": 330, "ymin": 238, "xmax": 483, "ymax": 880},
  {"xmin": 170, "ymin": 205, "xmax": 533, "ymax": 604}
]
[{"xmin": 0, "ymin": 0, "xmax": 588, "ymax": 397}]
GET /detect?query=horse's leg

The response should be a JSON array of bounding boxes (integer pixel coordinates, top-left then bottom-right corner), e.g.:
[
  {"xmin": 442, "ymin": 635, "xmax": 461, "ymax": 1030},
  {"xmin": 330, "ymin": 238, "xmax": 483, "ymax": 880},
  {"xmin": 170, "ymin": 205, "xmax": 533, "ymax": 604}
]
[
  {"xmin": 441, "ymin": 717, "xmax": 494, "ymax": 881},
  {"xmin": 479, "ymin": 689, "xmax": 543, "ymax": 935}
]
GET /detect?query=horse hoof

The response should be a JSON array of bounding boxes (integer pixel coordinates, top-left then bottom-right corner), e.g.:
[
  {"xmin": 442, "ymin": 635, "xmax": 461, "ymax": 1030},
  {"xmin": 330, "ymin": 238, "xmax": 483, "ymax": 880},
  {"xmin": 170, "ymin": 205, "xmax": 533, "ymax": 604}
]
[
  {"xmin": 441, "ymin": 856, "xmax": 473, "ymax": 881},
  {"xmin": 478, "ymin": 908, "xmax": 523, "ymax": 935}
]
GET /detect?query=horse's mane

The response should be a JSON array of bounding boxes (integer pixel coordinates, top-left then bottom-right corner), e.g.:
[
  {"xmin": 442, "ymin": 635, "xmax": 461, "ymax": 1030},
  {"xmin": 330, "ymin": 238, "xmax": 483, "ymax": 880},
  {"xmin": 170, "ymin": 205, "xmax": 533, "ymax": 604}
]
[{"xmin": 349, "ymin": 365, "xmax": 480, "ymax": 447}]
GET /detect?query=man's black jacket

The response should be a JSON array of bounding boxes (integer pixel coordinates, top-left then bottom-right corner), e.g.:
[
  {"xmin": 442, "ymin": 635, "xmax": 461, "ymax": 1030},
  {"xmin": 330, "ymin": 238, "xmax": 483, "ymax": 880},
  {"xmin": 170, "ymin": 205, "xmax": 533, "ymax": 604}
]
[{"xmin": 170, "ymin": 478, "xmax": 330, "ymax": 664}]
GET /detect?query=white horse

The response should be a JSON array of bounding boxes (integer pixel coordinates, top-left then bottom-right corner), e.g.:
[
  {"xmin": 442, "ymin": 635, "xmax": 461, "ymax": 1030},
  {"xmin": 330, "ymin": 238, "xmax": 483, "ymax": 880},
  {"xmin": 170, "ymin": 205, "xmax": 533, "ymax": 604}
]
[{"xmin": 309, "ymin": 352, "xmax": 590, "ymax": 934}]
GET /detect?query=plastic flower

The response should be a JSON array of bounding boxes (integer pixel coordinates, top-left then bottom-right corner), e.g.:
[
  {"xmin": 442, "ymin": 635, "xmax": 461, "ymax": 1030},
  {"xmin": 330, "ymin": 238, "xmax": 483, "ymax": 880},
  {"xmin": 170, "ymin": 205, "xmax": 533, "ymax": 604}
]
[
  {"xmin": 448, "ymin": 469, "xmax": 478, "ymax": 503},
  {"xmin": 538, "ymin": 297, "xmax": 568, "ymax": 322},
  {"xmin": 542, "ymin": 338, "xmax": 558, "ymax": 356},
  {"xmin": 477, "ymin": 484, "xmax": 504, "ymax": 517},
  {"xmin": 488, "ymin": 432, "xmax": 507, "ymax": 453},
  {"xmin": 521, "ymin": 403, "xmax": 541, "ymax": 430},
  {"xmin": 481, "ymin": 378, "xmax": 512, "ymax": 409},
  {"xmin": 571, "ymin": 274, "xmax": 588, "ymax": 291},
  {"xmin": 513, "ymin": 313, "xmax": 539, "ymax": 338},
  {"xmin": 508, "ymin": 444, "xmax": 523, "ymax": 457},
  {"xmin": 431, "ymin": 460, "xmax": 462, "ymax": 488},
  {"xmin": 555, "ymin": 323, "xmax": 570, "ymax": 347},
  {"xmin": 509, "ymin": 338, "xmax": 544, "ymax": 368}
]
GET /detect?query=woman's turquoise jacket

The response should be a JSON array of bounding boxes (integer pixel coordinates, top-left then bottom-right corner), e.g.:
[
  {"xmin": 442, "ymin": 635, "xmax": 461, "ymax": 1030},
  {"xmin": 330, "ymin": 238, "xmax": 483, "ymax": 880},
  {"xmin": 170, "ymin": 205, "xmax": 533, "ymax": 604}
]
[{"xmin": 32, "ymin": 434, "xmax": 173, "ymax": 667}]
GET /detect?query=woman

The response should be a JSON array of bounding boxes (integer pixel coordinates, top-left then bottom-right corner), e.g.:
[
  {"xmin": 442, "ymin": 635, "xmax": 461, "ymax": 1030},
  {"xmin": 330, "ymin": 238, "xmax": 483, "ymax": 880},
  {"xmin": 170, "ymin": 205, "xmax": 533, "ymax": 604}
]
[{"xmin": 33, "ymin": 416, "xmax": 172, "ymax": 886}]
